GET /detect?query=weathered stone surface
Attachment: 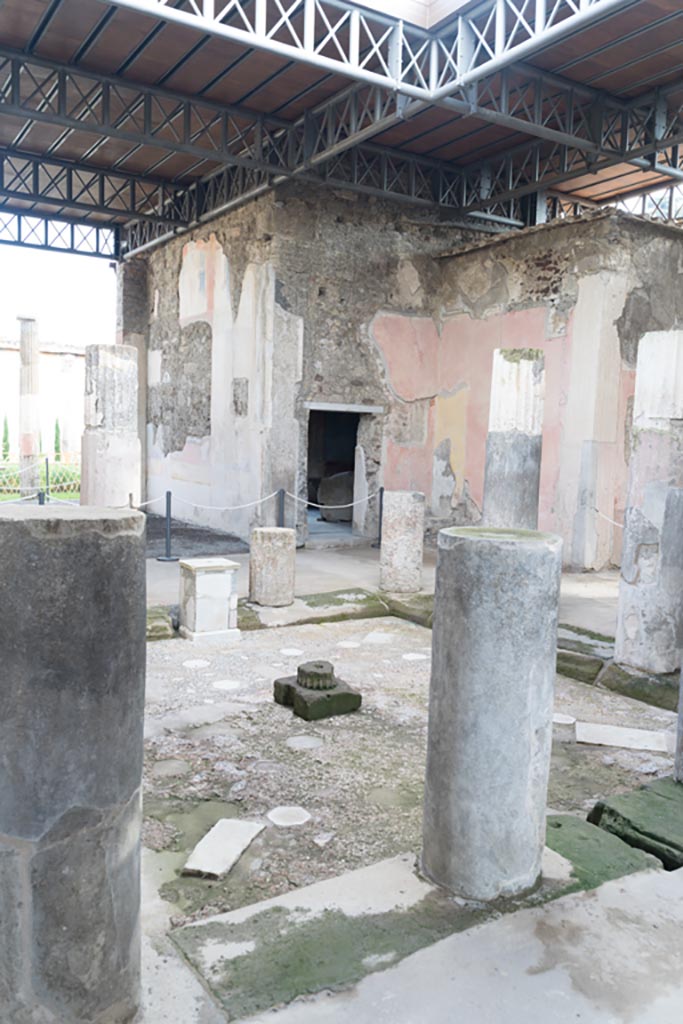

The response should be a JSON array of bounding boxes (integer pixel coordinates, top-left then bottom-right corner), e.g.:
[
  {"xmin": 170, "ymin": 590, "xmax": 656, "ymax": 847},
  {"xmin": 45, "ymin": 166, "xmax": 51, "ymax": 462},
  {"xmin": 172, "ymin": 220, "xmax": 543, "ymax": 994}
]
[
  {"xmin": 482, "ymin": 348, "xmax": 545, "ymax": 530},
  {"xmin": 81, "ymin": 344, "xmax": 142, "ymax": 507},
  {"xmin": 318, "ymin": 471, "xmax": 354, "ymax": 523},
  {"xmin": 379, "ymin": 490, "xmax": 425, "ymax": 594},
  {"xmin": 483, "ymin": 432, "xmax": 543, "ymax": 530},
  {"xmin": 249, "ymin": 527, "xmax": 296, "ymax": 607},
  {"xmin": 297, "ymin": 660, "xmax": 336, "ymax": 690},
  {"xmin": 599, "ymin": 662, "xmax": 679, "ymax": 712},
  {"xmin": 422, "ymin": 526, "xmax": 562, "ymax": 901},
  {"xmin": 556, "ymin": 650, "xmax": 604, "ymax": 683},
  {"xmin": 545, "ymin": 815, "xmax": 659, "ymax": 891},
  {"xmin": 182, "ymin": 819, "xmax": 264, "ymax": 878},
  {"xmin": 147, "ymin": 605, "xmax": 175, "ymax": 641},
  {"xmin": 616, "ymin": 331, "xmax": 683, "ymax": 675},
  {"xmin": 274, "ymin": 673, "xmax": 361, "ymax": 722},
  {"xmin": 18, "ymin": 317, "xmax": 41, "ymax": 497},
  {"xmin": 0, "ymin": 506, "xmax": 146, "ymax": 1022},
  {"xmin": 588, "ymin": 777, "xmax": 683, "ymax": 870}
]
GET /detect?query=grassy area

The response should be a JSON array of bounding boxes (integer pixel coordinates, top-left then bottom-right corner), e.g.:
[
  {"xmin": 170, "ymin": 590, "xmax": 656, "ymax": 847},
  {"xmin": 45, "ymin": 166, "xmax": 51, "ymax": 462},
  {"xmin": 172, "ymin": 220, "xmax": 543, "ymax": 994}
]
[{"xmin": 0, "ymin": 460, "xmax": 80, "ymax": 502}]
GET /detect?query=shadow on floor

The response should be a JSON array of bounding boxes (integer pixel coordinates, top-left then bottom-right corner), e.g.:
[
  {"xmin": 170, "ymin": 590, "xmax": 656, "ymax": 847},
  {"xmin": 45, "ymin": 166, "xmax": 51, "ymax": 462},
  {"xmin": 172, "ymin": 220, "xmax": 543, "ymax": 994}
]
[{"xmin": 145, "ymin": 513, "xmax": 248, "ymax": 559}]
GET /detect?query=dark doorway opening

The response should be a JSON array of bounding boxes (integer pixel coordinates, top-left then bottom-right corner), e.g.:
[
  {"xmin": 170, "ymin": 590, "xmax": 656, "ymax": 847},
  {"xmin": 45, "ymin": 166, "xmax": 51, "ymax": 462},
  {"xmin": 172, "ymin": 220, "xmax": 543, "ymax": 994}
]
[{"xmin": 307, "ymin": 410, "xmax": 360, "ymax": 528}]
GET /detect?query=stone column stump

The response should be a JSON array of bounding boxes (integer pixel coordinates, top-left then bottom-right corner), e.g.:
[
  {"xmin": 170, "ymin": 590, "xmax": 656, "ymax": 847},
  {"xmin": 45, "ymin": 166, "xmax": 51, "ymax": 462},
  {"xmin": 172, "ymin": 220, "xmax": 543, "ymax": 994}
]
[
  {"xmin": 616, "ymin": 331, "xmax": 683, "ymax": 675},
  {"xmin": 179, "ymin": 556, "xmax": 240, "ymax": 642},
  {"xmin": 18, "ymin": 316, "xmax": 41, "ymax": 497},
  {"xmin": 422, "ymin": 526, "xmax": 562, "ymax": 901},
  {"xmin": 0, "ymin": 505, "xmax": 146, "ymax": 1023},
  {"xmin": 482, "ymin": 348, "xmax": 545, "ymax": 530},
  {"xmin": 81, "ymin": 344, "xmax": 142, "ymax": 508},
  {"xmin": 379, "ymin": 490, "xmax": 425, "ymax": 594},
  {"xmin": 249, "ymin": 527, "xmax": 296, "ymax": 607}
]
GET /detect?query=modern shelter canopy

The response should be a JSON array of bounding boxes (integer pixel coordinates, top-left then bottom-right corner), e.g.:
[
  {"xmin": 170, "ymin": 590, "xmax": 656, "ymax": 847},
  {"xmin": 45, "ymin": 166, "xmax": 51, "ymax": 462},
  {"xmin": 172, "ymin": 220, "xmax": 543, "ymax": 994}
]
[{"xmin": 0, "ymin": 0, "xmax": 681, "ymax": 257}]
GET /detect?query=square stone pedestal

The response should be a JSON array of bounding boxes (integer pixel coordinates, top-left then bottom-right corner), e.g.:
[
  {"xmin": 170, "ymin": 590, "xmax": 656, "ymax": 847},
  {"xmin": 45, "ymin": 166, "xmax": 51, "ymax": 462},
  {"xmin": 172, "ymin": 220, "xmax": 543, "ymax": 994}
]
[{"xmin": 179, "ymin": 557, "xmax": 240, "ymax": 643}]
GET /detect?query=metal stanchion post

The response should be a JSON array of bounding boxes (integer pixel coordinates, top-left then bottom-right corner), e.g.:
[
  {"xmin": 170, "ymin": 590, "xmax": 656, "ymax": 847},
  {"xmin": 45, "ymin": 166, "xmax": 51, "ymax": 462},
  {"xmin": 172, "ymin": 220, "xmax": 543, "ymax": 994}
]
[
  {"xmin": 156, "ymin": 490, "xmax": 179, "ymax": 562},
  {"xmin": 277, "ymin": 488, "xmax": 286, "ymax": 528},
  {"xmin": 372, "ymin": 486, "xmax": 385, "ymax": 549},
  {"xmin": 38, "ymin": 490, "xmax": 45, "ymax": 506},
  {"xmin": 45, "ymin": 457, "xmax": 50, "ymax": 501}
]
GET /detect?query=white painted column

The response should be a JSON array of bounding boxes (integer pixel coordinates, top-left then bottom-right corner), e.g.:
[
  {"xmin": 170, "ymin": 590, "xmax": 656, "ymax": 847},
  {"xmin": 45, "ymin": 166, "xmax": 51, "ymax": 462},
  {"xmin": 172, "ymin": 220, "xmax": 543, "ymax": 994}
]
[
  {"xmin": 18, "ymin": 317, "xmax": 41, "ymax": 497},
  {"xmin": 615, "ymin": 331, "xmax": 683, "ymax": 675},
  {"xmin": 179, "ymin": 557, "xmax": 240, "ymax": 642},
  {"xmin": 379, "ymin": 490, "xmax": 425, "ymax": 593},
  {"xmin": 482, "ymin": 348, "xmax": 545, "ymax": 530},
  {"xmin": 81, "ymin": 344, "xmax": 142, "ymax": 507}
]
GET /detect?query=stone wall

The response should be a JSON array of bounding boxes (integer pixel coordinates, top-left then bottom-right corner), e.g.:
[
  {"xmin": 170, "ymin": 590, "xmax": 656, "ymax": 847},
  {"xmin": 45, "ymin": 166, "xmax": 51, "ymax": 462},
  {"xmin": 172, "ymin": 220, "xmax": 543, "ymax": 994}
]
[
  {"xmin": 128, "ymin": 187, "xmax": 683, "ymax": 564},
  {"xmin": 137, "ymin": 183, "xmax": 473, "ymax": 538}
]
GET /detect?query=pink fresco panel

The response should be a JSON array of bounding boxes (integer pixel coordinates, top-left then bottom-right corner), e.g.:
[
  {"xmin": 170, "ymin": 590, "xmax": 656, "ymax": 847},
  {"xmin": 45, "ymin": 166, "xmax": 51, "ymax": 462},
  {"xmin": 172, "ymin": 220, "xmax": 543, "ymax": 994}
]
[
  {"xmin": 384, "ymin": 401, "xmax": 436, "ymax": 495},
  {"xmin": 372, "ymin": 314, "xmax": 439, "ymax": 401}
]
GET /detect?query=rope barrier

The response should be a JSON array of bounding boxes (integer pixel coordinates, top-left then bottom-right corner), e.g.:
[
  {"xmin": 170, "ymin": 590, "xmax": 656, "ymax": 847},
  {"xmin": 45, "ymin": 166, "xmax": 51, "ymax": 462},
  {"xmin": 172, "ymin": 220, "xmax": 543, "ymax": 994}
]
[
  {"xmin": 0, "ymin": 460, "xmax": 44, "ymax": 479},
  {"xmin": 285, "ymin": 490, "xmax": 379, "ymax": 510},
  {"xmin": 592, "ymin": 507, "xmax": 624, "ymax": 529},
  {"xmin": 171, "ymin": 490, "xmax": 280, "ymax": 512}
]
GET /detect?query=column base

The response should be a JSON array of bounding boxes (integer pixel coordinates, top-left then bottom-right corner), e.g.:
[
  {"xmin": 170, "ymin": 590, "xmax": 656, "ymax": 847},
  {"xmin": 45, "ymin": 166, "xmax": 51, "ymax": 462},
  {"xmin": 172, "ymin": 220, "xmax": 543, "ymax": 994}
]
[{"xmin": 179, "ymin": 626, "xmax": 241, "ymax": 644}]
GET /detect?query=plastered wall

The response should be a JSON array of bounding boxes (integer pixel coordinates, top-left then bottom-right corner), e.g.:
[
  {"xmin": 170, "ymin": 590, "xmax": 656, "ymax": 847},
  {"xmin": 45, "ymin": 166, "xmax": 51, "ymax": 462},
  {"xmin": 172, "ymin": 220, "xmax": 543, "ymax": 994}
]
[{"xmin": 130, "ymin": 186, "xmax": 683, "ymax": 566}]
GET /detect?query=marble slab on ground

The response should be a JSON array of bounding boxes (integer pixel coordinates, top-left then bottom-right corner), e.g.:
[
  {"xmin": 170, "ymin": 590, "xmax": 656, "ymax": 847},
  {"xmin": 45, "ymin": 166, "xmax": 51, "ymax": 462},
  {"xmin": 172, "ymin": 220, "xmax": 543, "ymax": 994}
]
[
  {"xmin": 241, "ymin": 866, "xmax": 683, "ymax": 1024},
  {"xmin": 183, "ymin": 819, "xmax": 265, "ymax": 878},
  {"xmin": 575, "ymin": 721, "xmax": 675, "ymax": 754}
]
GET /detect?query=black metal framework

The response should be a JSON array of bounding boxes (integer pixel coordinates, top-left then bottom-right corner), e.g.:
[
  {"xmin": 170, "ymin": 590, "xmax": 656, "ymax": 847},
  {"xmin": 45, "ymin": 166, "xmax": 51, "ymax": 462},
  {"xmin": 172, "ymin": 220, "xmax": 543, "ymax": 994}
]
[{"xmin": 0, "ymin": 0, "xmax": 681, "ymax": 258}]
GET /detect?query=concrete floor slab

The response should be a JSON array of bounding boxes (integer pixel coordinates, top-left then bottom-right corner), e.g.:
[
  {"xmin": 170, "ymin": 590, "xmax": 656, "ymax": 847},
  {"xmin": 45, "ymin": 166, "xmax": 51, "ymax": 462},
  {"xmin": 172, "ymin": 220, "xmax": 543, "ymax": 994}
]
[{"xmin": 242, "ymin": 867, "xmax": 683, "ymax": 1024}]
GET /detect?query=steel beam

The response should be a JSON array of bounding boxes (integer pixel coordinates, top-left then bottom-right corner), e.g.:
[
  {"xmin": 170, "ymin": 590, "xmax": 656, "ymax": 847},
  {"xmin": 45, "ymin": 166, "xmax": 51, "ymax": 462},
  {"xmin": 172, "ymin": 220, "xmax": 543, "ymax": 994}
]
[
  {"xmin": 0, "ymin": 48, "xmax": 292, "ymax": 173},
  {"xmin": 0, "ymin": 206, "xmax": 119, "ymax": 258},
  {"xmin": 99, "ymin": 0, "xmax": 637, "ymax": 101},
  {"xmin": 0, "ymin": 148, "xmax": 192, "ymax": 225}
]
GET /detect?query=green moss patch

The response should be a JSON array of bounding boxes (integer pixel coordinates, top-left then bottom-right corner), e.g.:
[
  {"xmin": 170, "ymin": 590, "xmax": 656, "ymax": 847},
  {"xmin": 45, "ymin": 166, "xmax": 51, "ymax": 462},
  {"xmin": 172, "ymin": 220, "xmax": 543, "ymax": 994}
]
[
  {"xmin": 556, "ymin": 651, "xmax": 604, "ymax": 684},
  {"xmin": 173, "ymin": 896, "xmax": 486, "ymax": 1020},
  {"xmin": 587, "ymin": 777, "xmax": 683, "ymax": 870},
  {"xmin": 546, "ymin": 815, "xmax": 659, "ymax": 892},
  {"xmin": 382, "ymin": 593, "xmax": 434, "ymax": 629},
  {"xmin": 558, "ymin": 623, "xmax": 615, "ymax": 645},
  {"xmin": 146, "ymin": 605, "xmax": 175, "ymax": 641},
  {"xmin": 599, "ymin": 663, "xmax": 680, "ymax": 712}
]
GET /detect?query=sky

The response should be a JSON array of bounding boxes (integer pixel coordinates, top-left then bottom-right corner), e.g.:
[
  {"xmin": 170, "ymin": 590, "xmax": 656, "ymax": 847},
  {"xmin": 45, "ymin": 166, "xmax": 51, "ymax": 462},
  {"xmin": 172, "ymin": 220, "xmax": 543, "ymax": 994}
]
[{"xmin": 0, "ymin": 246, "xmax": 117, "ymax": 350}]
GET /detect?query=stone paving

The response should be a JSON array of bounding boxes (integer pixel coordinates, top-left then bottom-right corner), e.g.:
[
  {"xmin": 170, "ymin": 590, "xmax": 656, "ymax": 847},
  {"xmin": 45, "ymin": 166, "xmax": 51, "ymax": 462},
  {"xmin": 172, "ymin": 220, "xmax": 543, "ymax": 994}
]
[{"xmin": 140, "ymin": 615, "xmax": 679, "ymax": 1021}]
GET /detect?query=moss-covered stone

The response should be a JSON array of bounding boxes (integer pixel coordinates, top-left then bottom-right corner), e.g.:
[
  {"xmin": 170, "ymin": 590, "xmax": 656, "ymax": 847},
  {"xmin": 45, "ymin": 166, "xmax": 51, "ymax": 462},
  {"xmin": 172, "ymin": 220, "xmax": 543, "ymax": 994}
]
[
  {"xmin": 146, "ymin": 606, "xmax": 175, "ymax": 641},
  {"xmin": 383, "ymin": 593, "xmax": 434, "ymax": 629},
  {"xmin": 237, "ymin": 600, "xmax": 265, "ymax": 631},
  {"xmin": 556, "ymin": 650, "xmax": 604, "ymax": 684},
  {"xmin": 599, "ymin": 663, "xmax": 680, "ymax": 712},
  {"xmin": 274, "ymin": 675, "xmax": 361, "ymax": 721},
  {"xmin": 545, "ymin": 815, "xmax": 659, "ymax": 891},
  {"xmin": 172, "ymin": 896, "xmax": 487, "ymax": 1021},
  {"xmin": 587, "ymin": 776, "xmax": 683, "ymax": 870},
  {"xmin": 557, "ymin": 623, "xmax": 615, "ymax": 645}
]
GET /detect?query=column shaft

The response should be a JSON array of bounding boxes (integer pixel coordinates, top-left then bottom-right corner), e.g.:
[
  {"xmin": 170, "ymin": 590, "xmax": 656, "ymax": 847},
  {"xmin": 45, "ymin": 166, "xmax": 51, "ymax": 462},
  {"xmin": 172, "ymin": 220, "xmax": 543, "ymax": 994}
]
[
  {"xmin": 18, "ymin": 317, "xmax": 41, "ymax": 497},
  {"xmin": 0, "ymin": 506, "xmax": 146, "ymax": 1022},
  {"xmin": 422, "ymin": 526, "xmax": 562, "ymax": 900}
]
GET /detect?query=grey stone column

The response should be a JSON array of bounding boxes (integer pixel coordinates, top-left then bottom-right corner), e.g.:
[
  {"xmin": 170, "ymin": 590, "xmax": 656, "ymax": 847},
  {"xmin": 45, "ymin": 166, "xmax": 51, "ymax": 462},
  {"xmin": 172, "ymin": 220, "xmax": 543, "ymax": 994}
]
[
  {"xmin": 482, "ymin": 348, "xmax": 545, "ymax": 530},
  {"xmin": 379, "ymin": 490, "xmax": 425, "ymax": 593},
  {"xmin": 81, "ymin": 345, "xmax": 142, "ymax": 508},
  {"xmin": 616, "ymin": 331, "xmax": 683, "ymax": 675},
  {"xmin": 0, "ymin": 506, "xmax": 146, "ymax": 1023},
  {"xmin": 18, "ymin": 316, "xmax": 41, "ymax": 497},
  {"xmin": 422, "ymin": 526, "xmax": 562, "ymax": 901}
]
